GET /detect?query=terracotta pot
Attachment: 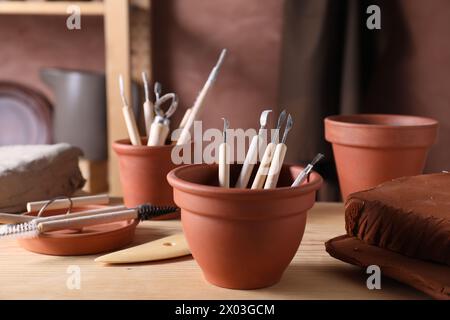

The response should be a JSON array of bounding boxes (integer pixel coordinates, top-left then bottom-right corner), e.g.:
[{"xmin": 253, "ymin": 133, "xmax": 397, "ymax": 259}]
[
  {"xmin": 167, "ymin": 164, "xmax": 322, "ymax": 289},
  {"xmin": 325, "ymin": 114, "xmax": 438, "ymax": 200},
  {"xmin": 112, "ymin": 138, "xmax": 185, "ymax": 219}
]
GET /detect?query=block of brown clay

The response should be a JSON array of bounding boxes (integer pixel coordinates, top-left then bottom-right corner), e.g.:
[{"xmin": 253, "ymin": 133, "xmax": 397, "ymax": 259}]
[
  {"xmin": 325, "ymin": 235, "xmax": 450, "ymax": 300},
  {"xmin": 345, "ymin": 173, "xmax": 450, "ymax": 266}
]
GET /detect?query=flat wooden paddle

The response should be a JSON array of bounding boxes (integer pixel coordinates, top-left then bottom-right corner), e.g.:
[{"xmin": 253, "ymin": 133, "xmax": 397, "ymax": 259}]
[{"xmin": 94, "ymin": 233, "xmax": 191, "ymax": 264}]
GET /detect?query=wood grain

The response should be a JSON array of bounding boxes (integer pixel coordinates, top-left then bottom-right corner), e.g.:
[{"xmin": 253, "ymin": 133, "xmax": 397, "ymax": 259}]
[
  {"xmin": 104, "ymin": 0, "xmax": 132, "ymax": 196},
  {"xmin": 0, "ymin": 1, "xmax": 104, "ymax": 16},
  {"xmin": 0, "ymin": 202, "xmax": 428, "ymax": 299}
]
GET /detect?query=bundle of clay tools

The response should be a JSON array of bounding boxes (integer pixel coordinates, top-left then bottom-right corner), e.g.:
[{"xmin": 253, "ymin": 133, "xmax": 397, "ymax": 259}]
[
  {"xmin": 118, "ymin": 49, "xmax": 227, "ymax": 147},
  {"xmin": 219, "ymin": 110, "xmax": 324, "ymax": 189},
  {"xmin": 0, "ymin": 194, "xmax": 178, "ymax": 239}
]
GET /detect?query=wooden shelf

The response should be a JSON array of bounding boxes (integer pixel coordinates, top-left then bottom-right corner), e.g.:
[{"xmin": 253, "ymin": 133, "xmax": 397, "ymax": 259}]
[
  {"xmin": 0, "ymin": 0, "xmax": 148, "ymax": 195},
  {"xmin": 0, "ymin": 1, "xmax": 105, "ymax": 16}
]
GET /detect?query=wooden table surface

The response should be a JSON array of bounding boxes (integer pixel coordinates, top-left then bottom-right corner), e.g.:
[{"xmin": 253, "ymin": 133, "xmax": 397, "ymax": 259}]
[{"xmin": 0, "ymin": 202, "xmax": 428, "ymax": 300}]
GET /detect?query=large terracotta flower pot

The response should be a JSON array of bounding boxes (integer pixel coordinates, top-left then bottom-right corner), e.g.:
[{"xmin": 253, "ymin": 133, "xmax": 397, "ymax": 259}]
[
  {"xmin": 167, "ymin": 164, "xmax": 322, "ymax": 289},
  {"xmin": 112, "ymin": 138, "xmax": 184, "ymax": 219},
  {"xmin": 325, "ymin": 114, "xmax": 438, "ymax": 200}
]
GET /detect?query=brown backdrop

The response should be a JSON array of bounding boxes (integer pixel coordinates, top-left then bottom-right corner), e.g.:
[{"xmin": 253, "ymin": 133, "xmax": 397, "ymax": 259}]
[{"xmin": 153, "ymin": 0, "xmax": 450, "ymax": 200}]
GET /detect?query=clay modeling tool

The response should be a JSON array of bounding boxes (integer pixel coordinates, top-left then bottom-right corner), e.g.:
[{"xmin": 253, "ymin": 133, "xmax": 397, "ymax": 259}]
[
  {"xmin": 0, "ymin": 213, "xmax": 33, "ymax": 224},
  {"xmin": 0, "ymin": 205, "xmax": 126, "ymax": 225},
  {"xmin": 219, "ymin": 118, "xmax": 230, "ymax": 188},
  {"xmin": 119, "ymin": 75, "xmax": 142, "ymax": 146},
  {"xmin": 147, "ymin": 93, "xmax": 178, "ymax": 146},
  {"xmin": 95, "ymin": 233, "xmax": 190, "ymax": 264},
  {"xmin": 235, "ymin": 110, "xmax": 272, "ymax": 188},
  {"xmin": 171, "ymin": 108, "xmax": 193, "ymax": 145},
  {"xmin": 0, "ymin": 204, "xmax": 178, "ymax": 239},
  {"xmin": 251, "ymin": 110, "xmax": 287, "ymax": 189},
  {"xmin": 292, "ymin": 153, "xmax": 324, "ymax": 187},
  {"xmin": 141, "ymin": 71, "xmax": 154, "ymax": 136},
  {"xmin": 26, "ymin": 194, "xmax": 110, "ymax": 213},
  {"xmin": 34, "ymin": 205, "xmax": 127, "ymax": 224},
  {"xmin": 264, "ymin": 114, "xmax": 293, "ymax": 189},
  {"xmin": 177, "ymin": 49, "xmax": 227, "ymax": 146},
  {"xmin": 178, "ymin": 108, "xmax": 192, "ymax": 130}
]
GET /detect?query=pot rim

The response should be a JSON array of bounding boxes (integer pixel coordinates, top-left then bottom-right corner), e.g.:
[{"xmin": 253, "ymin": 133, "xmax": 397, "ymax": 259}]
[
  {"xmin": 325, "ymin": 114, "xmax": 438, "ymax": 129},
  {"xmin": 112, "ymin": 138, "xmax": 176, "ymax": 155},
  {"xmin": 167, "ymin": 163, "xmax": 323, "ymax": 198},
  {"xmin": 324, "ymin": 114, "xmax": 438, "ymax": 148}
]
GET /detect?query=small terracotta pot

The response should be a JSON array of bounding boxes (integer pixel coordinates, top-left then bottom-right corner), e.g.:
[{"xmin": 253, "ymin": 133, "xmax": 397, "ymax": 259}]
[
  {"xmin": 325, "ymin": 114, "xmax": 438, "ymax": 200},
  {"xmin": 167, "ymin": 164, "xmax": 322, "ymax": 289},
  {"xmin": 113, "ymin": 138, "xmax": 185, "ymax": 219}
]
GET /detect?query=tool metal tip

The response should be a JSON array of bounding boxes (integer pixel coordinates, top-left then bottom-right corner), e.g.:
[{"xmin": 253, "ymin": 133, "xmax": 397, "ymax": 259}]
[
  {"xmin": 216, "ymin": 49, "xmax": 227, "ymax": 68},
  {"xmin": 222, "ymin": 117, "xmax": 229, "ymax": 142},
  {"xmin": 281, "ymin": 114, "xmax": 293, "ymax": 144},
  {"xmin": 260, "ymin": 110, "xmax": 272, "ymax": 128},
  {"xmin": 222, "ymin": 117, "xmax": 229, "ymax": 131},
  {"xmin": 311, "ymin": 153, "xmax": 324, "ymax": 166},
  {"xmin": 154, "ymin": 82, "xmax": 162, "ymax": 99},
  {"xmin": 209, "ymin": 49, "xmax": 228, "ymax": 84},
  {"xmin": 286, "ymin": 114, "xmax": 293, "ymax": 127},
  {"xmin": 277, "ymin": 110, "xmax": 287, "ymax": 129}
]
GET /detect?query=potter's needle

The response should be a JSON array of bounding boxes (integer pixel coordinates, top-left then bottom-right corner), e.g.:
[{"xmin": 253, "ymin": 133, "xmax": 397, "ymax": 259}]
[
  {"xmin": 219, "ymin": 118, "xmax": 230, "ymax": 188},
  {"xmin": 291, "ymin": 153, "xmax": 324, "ymax": 187}
]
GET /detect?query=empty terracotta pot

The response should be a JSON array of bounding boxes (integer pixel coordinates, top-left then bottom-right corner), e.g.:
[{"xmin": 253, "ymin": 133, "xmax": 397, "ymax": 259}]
[
  {"xmin": 325, "ymin": 114, "xmax": 438, "ymax": 200},
  {"xmin": 113, "ymin": 138, "xmax": 185, "ymax": 219},
  {"xmin": 167, "ymin": 164, "xmax": 322, "ymax": 289}
]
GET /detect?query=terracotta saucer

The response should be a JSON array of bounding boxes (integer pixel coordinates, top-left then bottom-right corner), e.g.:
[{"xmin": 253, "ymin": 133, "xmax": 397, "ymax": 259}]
[{"xmin": 17, "ymin": 206, "xmax": 138, "ymax": 256}]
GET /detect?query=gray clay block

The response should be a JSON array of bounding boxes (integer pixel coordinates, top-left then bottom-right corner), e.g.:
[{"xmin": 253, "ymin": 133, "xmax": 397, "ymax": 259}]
[{"xmin": 0, "ymin": 143, "xmax": 85, "ymax": 213}]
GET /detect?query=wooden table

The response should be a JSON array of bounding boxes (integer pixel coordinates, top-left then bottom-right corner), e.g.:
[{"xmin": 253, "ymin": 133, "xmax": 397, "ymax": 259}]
[{"xmin": 0, "ymin": 202, "xmax": 428, "ymax": 300}]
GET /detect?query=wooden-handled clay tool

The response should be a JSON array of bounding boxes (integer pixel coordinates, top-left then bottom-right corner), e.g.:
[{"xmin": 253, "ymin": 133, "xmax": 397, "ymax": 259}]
[
  {"xmin": 292, "ymin": 153, "xmax": 324, "ymax": 187},
  {"xmin": 34, "ymin": 205, "xmax": 127, "ymax": 224},
  {"xmin": 147, "ymin": 93, "xmax": 178, "ymax": 146},
  {"xmin": 0, "ymin": 213, "xmax": 33, "ymax": 224},
  {"xmin": 119, "ymin": 75, "xmax": 142, "ymax": 146},
  {"xmin": 235, "ymin": 110, "xmax": 272, "ymax": 188},
  {"xmin": 177, "ymin": 49, "xmax": 227, "ymax": 146},
  {"xmin": 1, "ymin": 197, "xmax": 116, "ymax": 224},
  {"xmin": 219, "ymin": 118, "xmax": 230, "ymax": 188},
  {"xmin": 0, "ymin": 204, "xmax": 178, "ymax": 238},
  {"xmin": 251, "ymin": 110, "xmax": 287, "ymax": 189},
  {"xmin": 264, "ymin": 114, "xmax": 293, "ymax": 189},
  {"xmin": 27, "ymin": 194, "xmax": 110, "ymax": 213},
  {"xmin": 178, "ymin": 108, "xmax": 192, "ymax": 130},
  {"xmin": 95, "ymin": 233, "xmax": 191, "ymax": 264},
  {"xmin": 141, "ymin": 71, "xmax": 154, "ymax": 136},
  {"xmin": 1, "ymin": 205, "xmax": 127, "ymax": 227},
  {"xmin": 171, "ymin": 107, "xmax": 193, "ymax": 145}
]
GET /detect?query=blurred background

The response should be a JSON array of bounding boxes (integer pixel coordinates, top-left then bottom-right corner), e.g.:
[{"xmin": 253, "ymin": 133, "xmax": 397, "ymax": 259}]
[{"xmin": 0, "ymin": 0, "xmax": 449, "ymax": 200}]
